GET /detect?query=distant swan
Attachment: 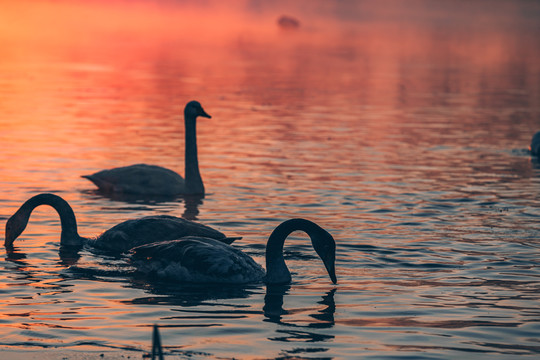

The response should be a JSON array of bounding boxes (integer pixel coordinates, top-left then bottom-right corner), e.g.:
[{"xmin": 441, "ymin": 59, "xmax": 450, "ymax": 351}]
[
  {"xmin": 82, "ymin": 100, "xmax": 211, "ymax": 196},
  {"xmin": 130, "ymin": 218, "xmax": 337, "ymax": 285},
  {"xmin": 4, "ymin": 193, "xmax": 238, "ymax": 252},
  {"xmin": 531, "ymin": 131, "xmax": 540, "ymax": 156}
]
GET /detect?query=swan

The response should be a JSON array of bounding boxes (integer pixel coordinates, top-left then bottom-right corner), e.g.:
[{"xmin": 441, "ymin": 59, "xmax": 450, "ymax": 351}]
[
  {"xmin": 82, "ymin": 100, "xmax": 210, "ymax": 196},
  {"xmin": 531, "ymin": 131, "xmax": 540, "ymax": 156},
  {"xmin": 4, "ymin": 193, "xmax": 239, "ymax": 252},
  {"xmin": 130, "ymin": 218, "xmax": 337, "ymax": 285}
]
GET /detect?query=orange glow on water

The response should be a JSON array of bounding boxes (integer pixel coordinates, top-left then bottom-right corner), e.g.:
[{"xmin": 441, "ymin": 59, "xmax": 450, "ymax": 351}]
[
  {"xmin": 1, "ymin": 0, "xmax": 539, "ymax": 242},
  {"xmin": 0, "ymin": 2, "xmax": 539, "ymax": 356}
]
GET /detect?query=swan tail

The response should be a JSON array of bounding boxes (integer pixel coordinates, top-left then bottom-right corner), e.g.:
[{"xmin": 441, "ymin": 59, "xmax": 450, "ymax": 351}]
[
  {"xmin": 221, "ymin": 236, "xmax": 242, "ymax": 245},
  {"xmin": 81, "ymin": 174, "xmax": 114, "ymax": 192}
]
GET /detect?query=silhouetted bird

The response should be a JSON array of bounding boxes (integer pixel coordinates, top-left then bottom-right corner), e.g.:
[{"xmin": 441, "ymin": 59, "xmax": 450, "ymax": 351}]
[
  {"xmin": 131, "ymin": 218, "xmax": 337, "ymax": 285},
  {"xmin": 5, "ymin": 193, "xmax": 239, "ymax": 252},
  {"xmin": 83, "ymin": 100, "xmax": 210, "ymax": 196}
]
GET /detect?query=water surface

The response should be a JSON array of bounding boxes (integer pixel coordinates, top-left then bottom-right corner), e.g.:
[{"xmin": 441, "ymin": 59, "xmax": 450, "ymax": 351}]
[{"xmin": 0, "ymin": 0, "xmax": 539, "ymax": 359}]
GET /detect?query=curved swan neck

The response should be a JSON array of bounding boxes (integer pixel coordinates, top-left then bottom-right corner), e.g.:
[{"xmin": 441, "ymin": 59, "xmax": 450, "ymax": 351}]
[
  {"xmin": 265, "ymin": 219, "xmax": 329, "ymax": 285},
  {"xmin": 184, "ymin": 113, "xmax": 204, "ymax": 195},
  {"xmin": 10, "ymin": 193, "xmax": 84, "ymax": 247}
]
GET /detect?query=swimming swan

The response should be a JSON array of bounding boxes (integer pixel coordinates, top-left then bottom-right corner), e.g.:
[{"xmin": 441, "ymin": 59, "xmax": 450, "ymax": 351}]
[
  {"xmin": 531, "ymin": 131, "xmax": 540, "ymax": 156},
  {"xmin": 130, "ymin": 218, "xmax": 337, "ymax": 285},
  {"xmin": 82, "ymin": 100, "xmax": 211, "ymax": 196},
  {"xmin": 4, "ymin": 193, "xmax": 238, "ymax": 252}
]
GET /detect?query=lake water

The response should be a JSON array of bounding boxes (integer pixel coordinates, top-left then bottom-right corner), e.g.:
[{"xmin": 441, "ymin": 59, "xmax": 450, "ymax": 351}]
[{"xmin": 1, "ymin": 0, "xmax": 539, "ymax": 359}]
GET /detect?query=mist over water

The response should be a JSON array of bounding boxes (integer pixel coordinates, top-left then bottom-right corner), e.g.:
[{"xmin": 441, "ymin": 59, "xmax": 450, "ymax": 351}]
[{"xmin": 0, "ymin": 0, "xmax": 539, "ymax": 359}]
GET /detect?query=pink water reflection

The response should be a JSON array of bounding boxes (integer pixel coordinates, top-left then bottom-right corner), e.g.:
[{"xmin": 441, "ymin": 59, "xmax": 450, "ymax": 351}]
[{"xmin": 0, "ymin": 0, "xmax": 540, "ymax": 358}]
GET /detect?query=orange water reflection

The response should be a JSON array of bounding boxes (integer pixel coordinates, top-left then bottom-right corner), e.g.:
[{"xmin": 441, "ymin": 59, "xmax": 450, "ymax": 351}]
[
  {"xmin": 0, "ymin": 0, "xmax": 539, "ymax": 274},
  {"xmin": 1, "ymin": 1, "xmax": 540, "ymax": 357},
  {"xmin": 0, "ymin": 0, "xmax": 538, "ymax": 252}
]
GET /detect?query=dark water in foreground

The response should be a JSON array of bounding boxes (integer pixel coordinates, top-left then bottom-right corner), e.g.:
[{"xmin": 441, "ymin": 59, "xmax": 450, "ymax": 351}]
[{"xmin": 0, "ymin": 0, "xmax": 539, "ymax": 358}]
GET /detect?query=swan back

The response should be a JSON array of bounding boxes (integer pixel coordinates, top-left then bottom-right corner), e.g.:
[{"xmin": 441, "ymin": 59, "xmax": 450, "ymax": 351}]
[
  {"xmin": 89, "ymin": 215, "xmax": 238, "ymax": 253},
  {"xmin": 82, "ymin": 164, "xmax": 186, "ymax": 195},
  {"xmin": 130, "ymin": 237, "xmax": 264, "ymax": 283}
]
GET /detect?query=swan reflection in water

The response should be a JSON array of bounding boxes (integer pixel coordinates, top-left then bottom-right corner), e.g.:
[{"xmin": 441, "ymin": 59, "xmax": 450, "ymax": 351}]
[
  {"xmin": 127, "ymin": 282, "xmax": 336, "ymax": 354},
  {"xmin": 81, "ymin": 191, "xmax": 204, "ymax": 220},
  {"xmin": 181, "ymin": 194, "xmax": 204, "ymax": 220},
  {"xmin": 263, "ymin": 288, "xmax": 336, "ymax": 360},
  {"xmin": 128, "ymin": 283, "xmax": 337, "ymax": 358},
  {"xmin": 264, "ymin": 285, "xmax": 336, "ymax": 327}
]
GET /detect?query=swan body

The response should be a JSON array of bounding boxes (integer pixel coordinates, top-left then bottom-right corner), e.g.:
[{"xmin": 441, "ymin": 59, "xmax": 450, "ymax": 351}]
[
  {"xmin": 4, "ymin": 193, "xmax": 238, "ymax": 252},
  {"xmin": 531, "ymin": 131, "xmax": 540, "ymax": 156},
  {"xmin": 133, "ymin": 236, "xmax": 265, "ymax": 283},
  {"xmin": 82, "ymin": 164, "xmax": 186, "ymax": 196},
  {"xmin": 82, "ymin": 100, "xmax": 210, "ymax": 196},
  {"xmin": 130, "ymin": 218, "xmax": 337, "ymax": 285}
]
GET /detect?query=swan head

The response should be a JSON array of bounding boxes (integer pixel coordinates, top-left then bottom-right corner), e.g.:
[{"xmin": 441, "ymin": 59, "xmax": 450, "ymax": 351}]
[
  {"xmin": 185, "ymin": 101, "xmax": 211, "ymax": 119},
  {"xmin": 4, "ymin": 212, "xmax": 28, "ymax": 248},
  {"xmin": 311, "ymin": 227, "xmax": 337, "ymax": 284}
]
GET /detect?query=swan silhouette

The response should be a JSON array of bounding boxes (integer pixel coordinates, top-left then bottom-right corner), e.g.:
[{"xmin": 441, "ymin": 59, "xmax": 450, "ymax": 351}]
[
  {"xmin": 82, "ymin": 100, "xmax": 210, "ymax": 196},
  {"xmin": 4, "ymin": 193, "xmax": 238, "ymax": 252},
  {"xmin": 531, "ymin": 131, "xmax": 540, "ymax": 156},
  {"xmin": 130, "ymin": 218, "xmax": 337, "ymax": 285}
]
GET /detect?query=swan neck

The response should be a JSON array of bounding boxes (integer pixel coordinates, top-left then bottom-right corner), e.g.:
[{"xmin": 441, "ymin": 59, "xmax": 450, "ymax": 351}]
[
  {"xmin": 265, "ymin": 218, "xmax": 336, "ymax": 285},
  {"xmin": 21, "ymin": 194, "xmax": 84, "ymax": 247},
  {"xmin": 265, "ymin": 219, "xmax": 320, "ymax": 284},
  {"xmin": 184, "ymin": 114, "xmax": 204, "ymax": 195}
]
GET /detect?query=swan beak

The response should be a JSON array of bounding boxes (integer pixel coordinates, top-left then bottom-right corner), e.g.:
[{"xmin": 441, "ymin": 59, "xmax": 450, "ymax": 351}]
[
  {"xmin": 329, "ymin": 269, "xmax": 337, "ymax": 284},
  {"xmin": 4, "ymin": 234, "xmax": 16, "ymax": 249},
  {"xmin": 4, "ymin": 223, "xmax": 15, "ymax": 248},
  {"xmin": 326, "ymin": 261, "xmax": 337, "ymax": 284},
  {"xmin": 200, "ymin": 109, "xmax": 211, "ymax": 119}
]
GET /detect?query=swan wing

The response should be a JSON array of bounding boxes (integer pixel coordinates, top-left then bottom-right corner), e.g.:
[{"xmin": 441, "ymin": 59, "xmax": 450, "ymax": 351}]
[
  {"xmin": 91, "ymin": 216, "xmax": 240, "ymax": 252},
  {"xmin": 82, "ymin": 164, "xmax": 185, "ymax": 195},
  {"xmin": 130, "ymin": 237, "xmax": 265, "ymax": 284}
]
